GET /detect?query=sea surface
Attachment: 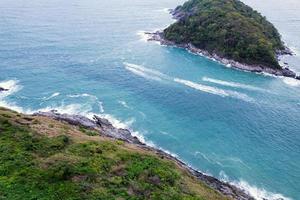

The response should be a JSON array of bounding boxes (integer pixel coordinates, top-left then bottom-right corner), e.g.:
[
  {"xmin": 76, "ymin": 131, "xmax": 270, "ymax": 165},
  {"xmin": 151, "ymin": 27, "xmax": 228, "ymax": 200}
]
[{"xmin": 0, "ymin": 0, "xmax": 300, "ymax": 199}]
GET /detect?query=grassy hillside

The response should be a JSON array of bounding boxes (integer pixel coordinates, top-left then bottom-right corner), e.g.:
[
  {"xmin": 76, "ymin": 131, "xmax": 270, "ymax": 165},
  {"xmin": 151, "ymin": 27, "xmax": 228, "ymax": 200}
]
[
  {"xmin": 0, "ymin": 107, "xmax": 229, "ymax": 200},
  {"xmin": 164, "ymin": 0, "xmax": 285, "ymax": 68}
]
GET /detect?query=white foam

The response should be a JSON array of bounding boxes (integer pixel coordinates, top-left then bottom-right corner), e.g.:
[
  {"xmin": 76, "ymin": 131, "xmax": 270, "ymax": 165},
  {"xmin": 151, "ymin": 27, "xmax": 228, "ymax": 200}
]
[
  {"xmin": 38, "ymin": 103, "xmax": 93, "ymax": 116},
  {"xmin": 0, "ymin": 80, "xmax": 22, "ymax": 98},
  {"xmin": 67, "ymin": 93, "xmax": 97, "ymax": 99},
  {"xmin": 118, "ymin": 100, "xmax": 130, "ymax": 109},
  {"xmin": 202, "ymin": 77, "xmax": 266, "ymax": 92},
  {"xmin": 282, "ymin": 77, "xmax": 300, "ymax": 87},
  {"xmin": 124, "ymin": 63, "xmax": 163, "ymax": 81},
  {"xmin": 136, "ymin": 31, "xmax": 151, "ymax": 42},
  {"xmin": 124, "ymin": 62, "xmax": 170, "ymax": 80},
  {"xmin": 0, "ymin": 80, "xmax": 29, "ymax": 113},
  {"xmin": 155, "ymin": 8, "xmax": 171, "ymax": 13},
  {"xmin": 98, "ymin": 101, "xmax": 104, "ymax": 113},
  {"xmin": 42, "ymin": 92, "xmax": 60, "ymax": 100},
  {"xmin": 174, "ymin": 78, "xmax": 229, "ymax": 97},
  {"xmin": 219, "ymin": 172, "xmax": 292, "ymax": 200},
  {"xmin": 175, "ymin": 78, "xmax": 254, "ymax": 102}
]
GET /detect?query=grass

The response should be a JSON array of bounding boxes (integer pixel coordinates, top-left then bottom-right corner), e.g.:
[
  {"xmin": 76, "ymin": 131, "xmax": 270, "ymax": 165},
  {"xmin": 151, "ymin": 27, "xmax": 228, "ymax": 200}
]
[{"xmin": 0, "ymin": 107, "xmax": 230, "ymax": 200}]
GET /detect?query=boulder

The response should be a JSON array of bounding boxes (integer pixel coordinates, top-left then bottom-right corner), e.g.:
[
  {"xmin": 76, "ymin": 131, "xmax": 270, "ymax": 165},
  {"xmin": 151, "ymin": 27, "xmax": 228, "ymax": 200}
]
[
  {"xmin": 282, "ymin": 68, "xmax": 296, "ymax": 78},
  {"xmin": 0, "ymin": 87, "xmax": 8, "ymax": 92}
]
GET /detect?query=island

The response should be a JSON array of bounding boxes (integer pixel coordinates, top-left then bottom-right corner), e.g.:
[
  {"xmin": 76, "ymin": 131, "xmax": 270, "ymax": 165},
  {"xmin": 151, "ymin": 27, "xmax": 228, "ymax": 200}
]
[
  {"xmin": 0, "ymin": 107, "xmax": 254, "ymax": 200},
  {"xmin": 148, "ymin": 0, "xmax": 299, "ymax": 79}
]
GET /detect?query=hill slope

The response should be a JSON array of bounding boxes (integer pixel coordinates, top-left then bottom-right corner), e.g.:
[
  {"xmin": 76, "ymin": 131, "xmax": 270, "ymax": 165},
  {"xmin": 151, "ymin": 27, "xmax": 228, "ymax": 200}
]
[
  {"xmin": 163, "ymin": 0, "xmax": 285, "ymax": 69},
  {"xmin": 0, "ymin": 107, "xmax": 230, "ymax": 200}
]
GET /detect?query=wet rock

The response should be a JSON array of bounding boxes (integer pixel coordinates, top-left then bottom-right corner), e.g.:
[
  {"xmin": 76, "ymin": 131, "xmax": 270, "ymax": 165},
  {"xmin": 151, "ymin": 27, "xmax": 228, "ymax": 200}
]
[
  {"xmin": 282, "ymin": 67, "xmax": 296, "ymax": 78},
  {"xmin": 0, "ymin": 87, "xmax": 8, "ymax": 92},
  {"xmin": 34, "ymin": 111, "xmax": 97, "ymax": 129}
]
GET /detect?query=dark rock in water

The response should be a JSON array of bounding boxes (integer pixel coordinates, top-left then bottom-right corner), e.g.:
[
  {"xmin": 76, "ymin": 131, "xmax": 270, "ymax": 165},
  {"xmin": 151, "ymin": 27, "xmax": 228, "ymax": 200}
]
[
  {"xmin": 0, "ymin": 87, "xmax": 8, "ymax": 92},
  {"xmin": 296, "ymin": 76, "xmax": 300, "ymax": 80},
  {"xmin": 282, "ymin": 68, "xmax": 296, "ymax": 78}
]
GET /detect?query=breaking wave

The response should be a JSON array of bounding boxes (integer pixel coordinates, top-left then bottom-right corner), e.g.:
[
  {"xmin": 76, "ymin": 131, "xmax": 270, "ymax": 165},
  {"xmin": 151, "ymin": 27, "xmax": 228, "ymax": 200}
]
[
  {"xmin": 202, "ymin": 77, "xmax": 266, "ymax": 92},
  {"xmin": 174, "ymin": 78, "xmax": 254, "ymax": 102},
  {"xmin": 136, "ymin": 31, "xmax": 151, "ymax": 42},
  {"xmin": 42, "ymin": 92, "xmax": 60, "ymax": 100},
  {"xmin": 219, "ymin": 171, "xmax": 292, "ymax": 200},
  {"xmin": 282, "ymin": 77, "xmax": 300, "ymax": 87},
  {"xmin": 0, "ymin": 79, "xmax": 28, "ymax": 113},
  {"xmin": 118, "ymin": 100, "xmax": 130, "ymax": 109},
  {"xmin": 124, "ymin": 62, "xmax": 254, "ymax": 102}
]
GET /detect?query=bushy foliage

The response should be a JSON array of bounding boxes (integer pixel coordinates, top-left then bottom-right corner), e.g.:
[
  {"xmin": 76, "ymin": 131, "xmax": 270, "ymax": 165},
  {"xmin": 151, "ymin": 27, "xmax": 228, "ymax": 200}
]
[
  {"xmin": 164, "ymin": 0, "xmax": 284, "ymax": 68},
  {"xmin": 0, "ymin": 109, "xmax": 228, "ymax": 200}
]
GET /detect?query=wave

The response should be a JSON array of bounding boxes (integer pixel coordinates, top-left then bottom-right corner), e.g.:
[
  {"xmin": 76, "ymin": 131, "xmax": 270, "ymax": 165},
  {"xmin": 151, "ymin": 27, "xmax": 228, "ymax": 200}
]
[
  {"xmin": 38, "ymin": 103, "xmax": 94, "ymax": 117},
  {"xmin": 174, "ymin": 78, "xmax": 254, "ymax": 102},
  {"xmin": 0, "ymin": 79, "xmax": 29, "ymax": 113},
  {"xmin": 136, "ymin": 31, "xmax": 151, "ymax": 42},
  {"xmin": 42, "ymin": 92, "xmax": 60, "ymax": 100},
  {"xmin": 124, "ymin": 62, "xmax": 170, "ymax": 80},
  {"xmin": 98, "ymin": 101, "xmax": 104, "ymax": 113},
  {"xmin": 155, "ymin": 8, "xmax": 171, "ymax": 14},
  {"xmin": 282, "ymin": 77, "xmax": 300, "ymax": 87},
  {"xmin": 118, "ymin": 100, "xmax": 130, "ymax": 109},
  {"xmin": 0, "ymin": 80, "xmax": 22, "ymax": 98},
  {"xmin": 219, "ymin": 171, "xmax": 292, "ymax": 200},
  {"xmin": 124, "ymin": 62, "xmax": 165, "ymax": 81},
  {"xmin": 124, "ymin": 62, "xmax": 254, "ymax": 102},
  {"xmin": 202, "ymin": 77, "xmax": 266, "ymax": 92},
  {"xmin": 67, "ymin": 93, "xmax": 98, "ymax": 99}
]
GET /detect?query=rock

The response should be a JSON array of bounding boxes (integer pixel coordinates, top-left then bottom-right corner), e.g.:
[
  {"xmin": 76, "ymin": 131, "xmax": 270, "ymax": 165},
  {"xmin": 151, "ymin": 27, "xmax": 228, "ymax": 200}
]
[
  {"xmin": 0, "ymin": 87, "xmax": 8, "ymax": 92},
  {"xmin": 296, "ymin": 76, "xmax": 300, "ymax": 80},
  {"xmin": 33, "ymin": 110, "xmax": 254, "ymax": 200},
  {"xmin": 35, "ymin": 111, "xmax": 97, "ymax": 129},
  {"xmin": 282, "ymin": 68, "xmax": 296, "ymax": 78}
]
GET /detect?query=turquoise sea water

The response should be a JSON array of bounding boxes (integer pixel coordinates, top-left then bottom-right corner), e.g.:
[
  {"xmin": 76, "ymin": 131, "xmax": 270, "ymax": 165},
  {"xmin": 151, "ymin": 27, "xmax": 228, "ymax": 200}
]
[{"xmin": 0, "ymin": 0, "xmax": 300, "ymax": 199}]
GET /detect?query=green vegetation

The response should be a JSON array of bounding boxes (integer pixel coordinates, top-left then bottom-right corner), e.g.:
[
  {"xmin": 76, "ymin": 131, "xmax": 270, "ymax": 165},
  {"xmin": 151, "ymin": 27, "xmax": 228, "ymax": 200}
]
[
  {"xmin": 0, "ymin": 107, "xmax": 229, "ymax": 200},
  {"xmin": 164, "ymin": 0, "xmax": 285, "ymax": 68}
]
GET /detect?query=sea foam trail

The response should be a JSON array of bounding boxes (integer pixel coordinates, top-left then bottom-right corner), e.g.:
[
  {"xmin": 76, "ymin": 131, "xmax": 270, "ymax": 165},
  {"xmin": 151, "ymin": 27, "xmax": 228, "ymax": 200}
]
[
  {"xmin": 174, "ymin": 78, "xmax": 254, "ymax": 102},
  {"xmin": 42, "ymin": 92, "xmax": 60, "ymax": 100},
  {"xmin": 124, "ymin": 62, "xmax": 170, "ymax": 80},
  {"xmin": 124, "ymin": 62, "xmax": 254, "ymax": 102},
  {"xmin": 202, "ymin": 77, "xmax": 266, "ymax": 92}
]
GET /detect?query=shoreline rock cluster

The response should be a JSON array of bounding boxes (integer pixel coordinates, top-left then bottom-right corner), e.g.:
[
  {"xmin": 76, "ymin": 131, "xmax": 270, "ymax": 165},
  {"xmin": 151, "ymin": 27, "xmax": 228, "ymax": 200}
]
[
  {"xmin": 146, "ymin": 31, "xmax": 299, "ymax": 80},
  {"xmin": 35, "ymin": 110, "xmax": 255, "ymax": 200},
  {"xmin": 0, "ymin": 87, "xmax": 8, "ymax": 92}
]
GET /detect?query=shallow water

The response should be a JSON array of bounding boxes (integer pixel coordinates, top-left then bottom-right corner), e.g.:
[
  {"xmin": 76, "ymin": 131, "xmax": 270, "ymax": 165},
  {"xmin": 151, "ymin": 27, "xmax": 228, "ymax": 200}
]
[{"xmin": 0, "ymin": 0, "xmax": 299, "ymax": 199}]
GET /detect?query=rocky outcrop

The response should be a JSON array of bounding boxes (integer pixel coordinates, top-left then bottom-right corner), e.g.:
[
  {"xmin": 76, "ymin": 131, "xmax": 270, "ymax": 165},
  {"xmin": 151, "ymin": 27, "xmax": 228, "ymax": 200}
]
[
  {"xmin": 147, "ymin": 31, "xmax": 299, "ymax": 80},
  {"xmin": 34, "ymin": 110, "xmax": 255, "ymax": 200},
  {"xmin": 0, "ymin": 87, "xmax": 8, "ymax": 92}
]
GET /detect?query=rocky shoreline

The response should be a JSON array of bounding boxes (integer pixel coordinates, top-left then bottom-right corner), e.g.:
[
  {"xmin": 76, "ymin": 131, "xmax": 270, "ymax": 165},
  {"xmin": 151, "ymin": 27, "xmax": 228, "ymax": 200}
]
[
  {"xmin": 35, "ymin": 110, "xmax": 255, "ymax": 200},
  {"xmin": 146, "ymin": 31, "xmax": 299, "ymax": 80}
]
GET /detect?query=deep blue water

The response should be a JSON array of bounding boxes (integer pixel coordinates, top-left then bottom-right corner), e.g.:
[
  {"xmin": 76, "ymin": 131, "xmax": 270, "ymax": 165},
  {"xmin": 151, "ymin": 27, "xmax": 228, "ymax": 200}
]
[{"xmin": 0, "ymin": 0, "xmax": 300, "ymax": 199}]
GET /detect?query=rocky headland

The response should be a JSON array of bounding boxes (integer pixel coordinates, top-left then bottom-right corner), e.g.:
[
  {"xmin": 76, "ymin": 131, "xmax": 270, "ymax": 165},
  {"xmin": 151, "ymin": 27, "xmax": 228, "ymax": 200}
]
[
  {"xmin": 35, "ymin": 110, "xmax": 255, "ymax": 200},
  {"xmin": 147, "ymin": 31, "xmax": 299, "ymax": 80}
]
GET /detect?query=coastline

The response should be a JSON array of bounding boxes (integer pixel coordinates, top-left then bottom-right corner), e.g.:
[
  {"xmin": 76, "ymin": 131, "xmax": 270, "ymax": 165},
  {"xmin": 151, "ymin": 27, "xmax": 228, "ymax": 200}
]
[
  {"xmin": 34, "ymin": 110, "xmax": 255, "ymax": 200},
  {"xmin": 146, "ymin": 31, "xmax": 299, "ymax": 80}
]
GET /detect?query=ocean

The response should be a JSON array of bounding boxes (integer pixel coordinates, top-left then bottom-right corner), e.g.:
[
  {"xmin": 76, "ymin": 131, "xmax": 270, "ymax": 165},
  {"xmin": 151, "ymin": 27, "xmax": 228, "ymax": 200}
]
[{"xmin": 0, "ymin": 0, "xmax": 299, "ymax": 199}]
